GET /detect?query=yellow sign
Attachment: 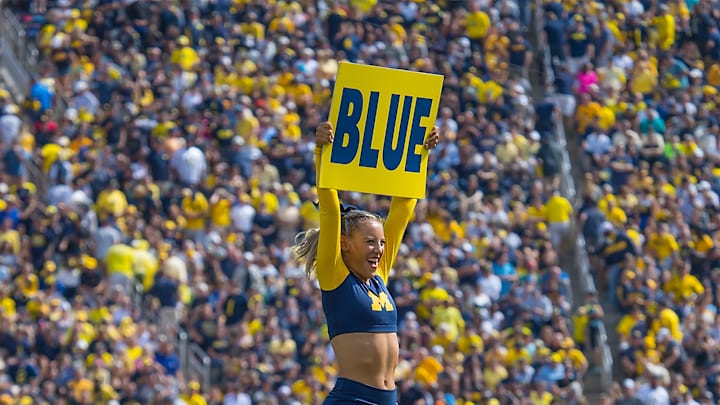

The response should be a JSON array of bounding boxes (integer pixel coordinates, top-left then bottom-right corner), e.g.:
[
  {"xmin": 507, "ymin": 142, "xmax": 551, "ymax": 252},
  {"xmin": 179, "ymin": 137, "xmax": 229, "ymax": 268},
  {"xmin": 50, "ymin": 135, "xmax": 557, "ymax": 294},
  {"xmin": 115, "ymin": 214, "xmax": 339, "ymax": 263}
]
[{"xmin": 319, "ymin": 62, "xmax": 444, "ymax": 199}]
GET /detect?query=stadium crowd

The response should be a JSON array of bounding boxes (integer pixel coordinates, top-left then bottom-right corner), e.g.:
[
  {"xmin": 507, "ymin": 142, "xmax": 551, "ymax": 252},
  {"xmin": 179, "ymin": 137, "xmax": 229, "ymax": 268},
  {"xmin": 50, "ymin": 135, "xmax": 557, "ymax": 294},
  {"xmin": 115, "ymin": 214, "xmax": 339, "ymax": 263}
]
[
  {"xmin": 0, "ymin": 0, "xmax": 591, "ymax": 404},
  {"xmin": 551, "ymin": 0, "xmax": 720, "ymax": 403}
]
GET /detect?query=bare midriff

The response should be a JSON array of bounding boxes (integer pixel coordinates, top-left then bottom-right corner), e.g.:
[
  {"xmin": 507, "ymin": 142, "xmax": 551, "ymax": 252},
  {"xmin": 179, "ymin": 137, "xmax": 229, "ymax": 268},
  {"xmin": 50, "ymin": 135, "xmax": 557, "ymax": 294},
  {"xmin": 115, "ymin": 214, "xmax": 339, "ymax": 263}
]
[{"xmin": 331, "ymin": 332, "xmax": 399, "ymax": 390}]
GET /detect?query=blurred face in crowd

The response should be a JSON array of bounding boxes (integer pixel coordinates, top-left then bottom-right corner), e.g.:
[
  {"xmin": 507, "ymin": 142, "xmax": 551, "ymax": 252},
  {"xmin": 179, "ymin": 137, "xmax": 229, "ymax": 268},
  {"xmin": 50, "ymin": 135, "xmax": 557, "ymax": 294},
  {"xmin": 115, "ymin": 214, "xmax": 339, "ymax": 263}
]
[{"xmin": 341, "ymin": 219, "xmax": 385, "ymax": 280}]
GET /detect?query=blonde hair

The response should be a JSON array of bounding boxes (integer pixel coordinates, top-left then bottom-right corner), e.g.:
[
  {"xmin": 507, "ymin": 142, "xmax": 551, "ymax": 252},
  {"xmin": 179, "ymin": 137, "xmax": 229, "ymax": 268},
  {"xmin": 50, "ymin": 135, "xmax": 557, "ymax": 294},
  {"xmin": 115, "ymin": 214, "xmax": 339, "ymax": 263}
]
[{"xmin": 292, "ymin": 209, "xmax": 383, "ymax": 279}]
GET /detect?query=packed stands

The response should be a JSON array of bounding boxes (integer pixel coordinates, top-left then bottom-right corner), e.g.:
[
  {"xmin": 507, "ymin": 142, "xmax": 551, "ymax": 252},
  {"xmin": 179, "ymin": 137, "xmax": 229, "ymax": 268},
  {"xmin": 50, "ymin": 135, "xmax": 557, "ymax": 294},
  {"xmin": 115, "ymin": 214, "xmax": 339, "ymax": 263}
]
[
  {"xmin": 0, "ymin": 0, "xmax": 594, "ymax": 404},
  {"xmin": 543, "ymin": 0, "xmax": 720, "ymax": 403}
]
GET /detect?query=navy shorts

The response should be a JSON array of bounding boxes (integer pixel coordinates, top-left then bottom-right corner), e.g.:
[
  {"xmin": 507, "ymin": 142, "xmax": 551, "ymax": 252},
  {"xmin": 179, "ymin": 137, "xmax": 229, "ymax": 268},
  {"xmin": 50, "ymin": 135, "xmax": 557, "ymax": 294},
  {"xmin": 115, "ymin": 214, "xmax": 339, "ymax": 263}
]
[{"xmin": 323, "ymin": 378, "xmax": 397, "ymax": 405}]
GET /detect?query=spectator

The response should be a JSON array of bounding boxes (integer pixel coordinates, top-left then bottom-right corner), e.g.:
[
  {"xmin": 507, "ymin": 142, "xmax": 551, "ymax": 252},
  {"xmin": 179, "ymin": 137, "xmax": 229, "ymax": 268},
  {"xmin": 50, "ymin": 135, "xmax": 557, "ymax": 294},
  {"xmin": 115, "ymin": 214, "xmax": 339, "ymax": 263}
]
[
  {"xmin": 616, "ymin": 378, "xmax": 643, "ymax": 405},
  {"xmin": 0, "ymin": 104, "xmax": 21, "ymax": 147}
]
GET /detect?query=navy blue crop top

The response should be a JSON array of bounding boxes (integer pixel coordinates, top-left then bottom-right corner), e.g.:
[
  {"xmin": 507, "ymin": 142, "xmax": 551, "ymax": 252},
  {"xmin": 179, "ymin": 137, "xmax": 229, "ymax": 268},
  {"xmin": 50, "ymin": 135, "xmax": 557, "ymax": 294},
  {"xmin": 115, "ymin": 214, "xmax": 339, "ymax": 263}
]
[{"xmin": 322, "ymin": 273, "xmax": 398, "ymax": 339}]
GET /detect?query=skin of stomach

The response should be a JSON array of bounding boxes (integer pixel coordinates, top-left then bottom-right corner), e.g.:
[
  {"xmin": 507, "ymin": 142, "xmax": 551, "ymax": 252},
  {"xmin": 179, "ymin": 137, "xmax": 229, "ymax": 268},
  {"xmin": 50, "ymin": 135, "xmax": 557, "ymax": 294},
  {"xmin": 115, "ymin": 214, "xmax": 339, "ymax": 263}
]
[{"xmin": 330, "ymin": 332, "xmax": 399, "ymax": 390}]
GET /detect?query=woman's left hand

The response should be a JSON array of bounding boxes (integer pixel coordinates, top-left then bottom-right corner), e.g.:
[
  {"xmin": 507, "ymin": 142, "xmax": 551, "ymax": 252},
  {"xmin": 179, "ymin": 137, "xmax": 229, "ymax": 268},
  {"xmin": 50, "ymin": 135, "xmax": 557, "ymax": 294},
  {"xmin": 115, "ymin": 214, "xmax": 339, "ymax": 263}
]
[
  {"xmin": 424, "ymin": 126, "xmax": 441, "ymax": 150},
  {"xmin": 316, "ymin": 121, "xmax": 334, "ymax": 146}
]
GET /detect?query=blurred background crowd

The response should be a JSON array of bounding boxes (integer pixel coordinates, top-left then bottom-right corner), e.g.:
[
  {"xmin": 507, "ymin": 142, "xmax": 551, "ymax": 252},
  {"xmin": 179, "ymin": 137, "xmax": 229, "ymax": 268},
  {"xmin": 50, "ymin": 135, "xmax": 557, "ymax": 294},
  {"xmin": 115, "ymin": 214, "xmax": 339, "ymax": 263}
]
[
  {"xmin": 0, "ymin": 0, "xmax": 633, "ymax": 404},
  {"xmin": 555, "ymin": 0, "xmax": 720, "ymax": 403}
]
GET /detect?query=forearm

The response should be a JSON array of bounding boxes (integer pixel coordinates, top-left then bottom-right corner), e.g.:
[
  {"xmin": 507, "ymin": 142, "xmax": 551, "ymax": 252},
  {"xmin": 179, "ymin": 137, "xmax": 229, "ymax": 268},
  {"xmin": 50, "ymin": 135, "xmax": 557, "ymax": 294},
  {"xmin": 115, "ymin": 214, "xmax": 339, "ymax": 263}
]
[
  {"xmin": 314, "ymin": 145, "xmax": 343, "ymax": 288},
  {"xmin": 315, "ymin": 146, "xmax": 323, "ymax": 186},
  {"xmin": 389, "ymin": 196, "xmax": 417, "ymax": 218},
  {"xmin": 315, "ymin": 146, "xmax": 340, "ymax": 215},
  {"xmin": 380, "ymin": 196, "xmax": 417, "ymax": 275}
]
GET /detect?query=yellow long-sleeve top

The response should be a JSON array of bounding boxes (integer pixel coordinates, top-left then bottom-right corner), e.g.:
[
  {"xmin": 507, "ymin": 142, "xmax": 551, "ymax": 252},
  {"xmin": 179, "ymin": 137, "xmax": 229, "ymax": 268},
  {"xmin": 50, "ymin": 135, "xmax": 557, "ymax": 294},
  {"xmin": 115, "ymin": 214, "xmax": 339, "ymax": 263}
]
[{"xmin": 314, "ymin": 146, "xmax": 416, "ymax": 339}]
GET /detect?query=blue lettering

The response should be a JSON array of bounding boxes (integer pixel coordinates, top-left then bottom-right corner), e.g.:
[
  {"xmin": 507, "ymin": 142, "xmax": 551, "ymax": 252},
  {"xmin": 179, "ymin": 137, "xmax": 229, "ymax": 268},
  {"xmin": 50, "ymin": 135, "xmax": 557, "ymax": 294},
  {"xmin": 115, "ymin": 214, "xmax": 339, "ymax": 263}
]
[
  {"xmin": 383, "ymin": 95, "xmax": 411, "ymax": 171},
  {"xmin": 359, "ymin": 91, "xmax": 380, "ymax": 168},
  {"xmin": 405, "ymin": 97, "xmax": 432, "ymax": 173},
  {"xmin": 331, "ymin": 89, "xmax": 433, "ymax": 173},
  {"xmin": 331, "ymin": 88, "xmax": 363, "ymax": 164}
]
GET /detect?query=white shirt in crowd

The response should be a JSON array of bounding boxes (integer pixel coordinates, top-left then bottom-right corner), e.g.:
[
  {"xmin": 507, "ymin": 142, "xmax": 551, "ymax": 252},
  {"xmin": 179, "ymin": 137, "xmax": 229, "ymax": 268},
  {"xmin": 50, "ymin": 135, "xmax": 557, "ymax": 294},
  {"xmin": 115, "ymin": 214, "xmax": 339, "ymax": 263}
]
[
  {"xmin": 74, "ymin": 88, "xmax": 100, "ymax": 115},
  {"xmin": 231, "ymin": 202, "xmax": 256, "ymax": 234},
  {"xmin": 636, "ymin": 384, "xmax": 670, "ymax": 405},
  {"xmin": 0, "ymin": 113, "xmax": 21, "ymax": 145},
  {"xmin": 585, "ymin": 132, "xmax": 612, "ymax": 156},
  {"xmin": 223, "ymin": 392, "xmax": 252, "ymax": 405},
  {"xmin": 176, "ymin": 146, "xmax": 206, "ymax": 186},
  {"xmin": 46, "ymin": 184, "xmax": 74, "ymax": 208},
  {"xmin": 181, "ymin": 88, "xmax": 203, "ymax": 111},
  {"xmin": 95, "ymin": 224, "xmax": 122, "ymax": 261},
  {"xmin": 478, "ymin": 273, "xmax": 502, "ymax": 302}
]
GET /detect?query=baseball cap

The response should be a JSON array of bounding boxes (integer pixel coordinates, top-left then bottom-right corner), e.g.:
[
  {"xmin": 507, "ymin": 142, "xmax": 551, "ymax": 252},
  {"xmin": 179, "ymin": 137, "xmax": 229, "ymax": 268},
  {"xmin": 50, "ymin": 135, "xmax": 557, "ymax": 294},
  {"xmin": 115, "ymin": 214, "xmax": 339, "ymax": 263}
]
[
  {"xmin": 601, "ymin": 222, "xmax": 615, "ymax": 233},
  {"xmin": 623, "ymin": 379, "xmax": 635, "ymax": 389}
]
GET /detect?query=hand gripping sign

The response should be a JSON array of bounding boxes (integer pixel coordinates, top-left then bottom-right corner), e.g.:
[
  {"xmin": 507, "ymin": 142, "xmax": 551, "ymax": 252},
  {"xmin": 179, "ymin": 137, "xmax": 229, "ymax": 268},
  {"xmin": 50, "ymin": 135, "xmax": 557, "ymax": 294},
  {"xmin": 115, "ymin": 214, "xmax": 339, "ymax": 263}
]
[{"xmin": 319, "ymin": 62, "xmax": 444, "ymax": 199}]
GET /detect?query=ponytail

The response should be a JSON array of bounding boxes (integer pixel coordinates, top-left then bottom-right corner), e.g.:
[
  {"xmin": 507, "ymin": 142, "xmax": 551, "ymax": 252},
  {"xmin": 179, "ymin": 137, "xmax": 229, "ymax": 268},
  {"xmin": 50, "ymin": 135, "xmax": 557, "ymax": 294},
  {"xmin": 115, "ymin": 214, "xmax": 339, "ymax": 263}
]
[
  {"xmin": 292, "ymin": 228, "xmax": 321, "ymax": 279},
  {"xmin": 292, "ymin": 207, "xmax": 382, "ymax": 280}
]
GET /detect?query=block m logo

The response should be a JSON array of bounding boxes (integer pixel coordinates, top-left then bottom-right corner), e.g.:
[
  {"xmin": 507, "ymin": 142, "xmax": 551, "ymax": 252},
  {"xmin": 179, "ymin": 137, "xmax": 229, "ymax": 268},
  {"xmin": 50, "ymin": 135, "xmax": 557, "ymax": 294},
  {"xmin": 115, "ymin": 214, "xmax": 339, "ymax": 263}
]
[{"xmin": 368, "ymin": 291, "xmax": 394, "ymax": 311}]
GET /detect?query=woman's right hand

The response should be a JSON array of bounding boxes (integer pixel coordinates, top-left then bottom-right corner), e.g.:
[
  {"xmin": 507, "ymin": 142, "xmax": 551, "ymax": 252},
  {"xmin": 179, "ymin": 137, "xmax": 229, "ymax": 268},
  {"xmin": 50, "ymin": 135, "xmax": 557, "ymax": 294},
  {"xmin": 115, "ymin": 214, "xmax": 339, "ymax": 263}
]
[{"xmin": 316, "ymin": 121, "xmax": 334, "ymax": 146}]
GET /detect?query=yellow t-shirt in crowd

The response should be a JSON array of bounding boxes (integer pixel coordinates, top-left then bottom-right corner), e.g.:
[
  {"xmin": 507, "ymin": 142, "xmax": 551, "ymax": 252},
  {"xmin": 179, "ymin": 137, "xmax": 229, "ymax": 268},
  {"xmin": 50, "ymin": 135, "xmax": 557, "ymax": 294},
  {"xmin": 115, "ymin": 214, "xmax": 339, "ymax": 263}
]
[
  {"xmin": 652, "ymin": 14, "xmax": 675, "ymax": 50},
  {"xmin": 65, "ymin": 16, "xmax": 88, "ymax": 33},
  {"xmin": 268, "ymin": 16, "xmax": 295, "ymax": 34},
  {"xmin": 251, "ymin": 191, "xmax": 279, "ymax": 214},
  {"xmin": 105, "ymin": 244, "xmax": 135, "ymax": 279},
  {"xmin": 70, "ymin": 378, "xmax": 94, "ymax": 403},
  {"xmin": 151, "ymin": 120, "xmax": 177, "ymax": 139},
  {"xmin": 431, "ymin": 306, "xmax": 465, "ymax": 340},
  {"xmin": 482, "ymin": 366, "xmax": 508, "ymax": 391},
  {"xmin": 350, "ymin": 0, "xmax": 377, "ymax": 13},
  {"xmin": 300, "ymin": 200, "xmax": 320, "ymax": 228},
  {"xmin": 530, "ymin": 391, "xmax": 554, "ymax": 405},
  {"xmin": 210, "ymin": 198, "xmax": 232, "ymax": 228},
  {"xmin": 656, "ymin": 307, "xmax": 683, "ymax": 341},
  {"xmin": 631, "ymin": 69, "xmax": 658, "ymax": 94},
  {"xmin": 457, "ymin": 333, "xmax": 483, "ymax": 354},
  {"xmin": 182, "ymin": 193, "xmax": 209, "ymax": 231},
  {"xmin": 527, "ymin": 204, "xmax": 546, "ymax": 222},
  {"xmin": 133, "ymin": 249, "xmax": 159, "ymax": 290},
  {"xmin": 96, "ymin": 189, "xmax": 128, "ymax": 219},
  {"xmin": 415, "ymin": 356, "xmax": 443, "ymax": 387},
  {"xmin": 606, "ymin": 206, "xmax": 628, "ymax": 226},
  {"xmin": 0, "ymin": 229, "xmax": 21, "ymax": 255},
  {"xmin": 617, "ymin": 314, "xmax": 645, "ymax": 340},
  {"xmin": 664, "ymin": 273, "xmax": 705, "ymax": 302},
  {"xmin": 708, "ymin": 64, "xmax": 720, "ymax": 86},
  {"xmin": 692, "ymin": 234, "xmax": 714, "ymax": 255},
  {"xmin": 170, "ymin": 46, "xmax": 200, "ymax": 71},
  {"xmin": 41, "ymin": 143, "xmax": 62, "ymax": 173},
  {"xmin": 597, "ymin": 106, "xmax": 616, "ymax": 130},
  {"xmin": 647, "ymin": 232, "xmax": 679, "ymax": 261},
  {"xmin": 241, "ymin": 21, "xmax": 265, "ymax": 41},
  {"xmin": 179, "ymin": 394, "xmax": 207, "ymax": 405},
  {"xmin": 291, "ymin": 380, "xmax": 313, "ymax": 404},
  {"xmin": 505, "ymin": 346, "xmax": 532, "ymax": 366},
  {"xmin": 561, "ymin": 347, "xmax": 588, "ymax": 369},
  {"xmin": 544, "ymin": 195, "xmax": 573, "ymax": 223},
  {"xmin": 575, "ymin": 102, "xmax": 602, "ymax": 134},
  {"xmin": 466, "ymin": 11, "xmax": 491, "ymax": 39}
]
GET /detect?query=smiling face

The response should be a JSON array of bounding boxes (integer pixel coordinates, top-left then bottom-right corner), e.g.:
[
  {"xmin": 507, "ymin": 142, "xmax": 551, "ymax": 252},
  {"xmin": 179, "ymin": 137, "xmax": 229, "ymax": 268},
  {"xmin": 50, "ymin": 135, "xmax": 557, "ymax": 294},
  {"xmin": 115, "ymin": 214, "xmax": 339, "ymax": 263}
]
[{"xmin": 341, "ymin": 220, "xmax": 385, "ymax": 281}]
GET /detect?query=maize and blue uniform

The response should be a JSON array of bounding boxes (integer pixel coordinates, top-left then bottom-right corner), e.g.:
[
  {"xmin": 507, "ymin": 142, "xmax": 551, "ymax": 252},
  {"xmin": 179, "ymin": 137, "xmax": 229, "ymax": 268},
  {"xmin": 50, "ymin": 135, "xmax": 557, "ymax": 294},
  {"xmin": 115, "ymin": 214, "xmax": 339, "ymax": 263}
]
[{"xmin": 314, "ymin": 147, "xmax": 416, "ymax": 405}]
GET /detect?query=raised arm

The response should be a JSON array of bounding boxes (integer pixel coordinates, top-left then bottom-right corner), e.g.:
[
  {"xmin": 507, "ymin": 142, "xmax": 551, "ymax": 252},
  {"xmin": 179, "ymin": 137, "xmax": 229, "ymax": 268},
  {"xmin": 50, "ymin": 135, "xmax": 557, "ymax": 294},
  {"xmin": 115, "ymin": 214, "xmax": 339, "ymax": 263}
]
[
  {"xmin": 378, "ymin": 126, "xmax": 440, "ymax": 283},
  {"xmin": 378, "ymin": 196, "xmax": 417, "ymax": 283},
  {"xmin": 315, "ymin": 123, "xmax": 346, "ymax": 290}
]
